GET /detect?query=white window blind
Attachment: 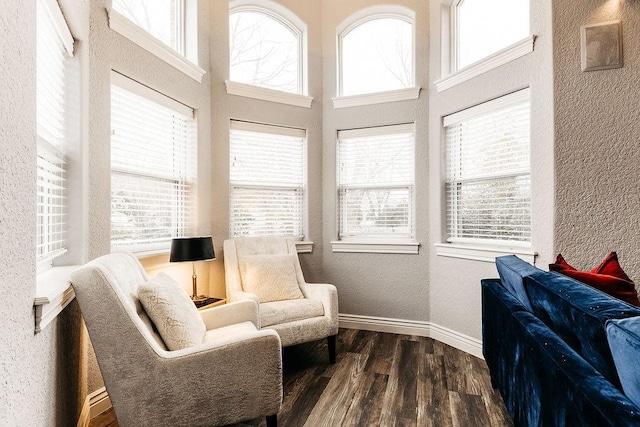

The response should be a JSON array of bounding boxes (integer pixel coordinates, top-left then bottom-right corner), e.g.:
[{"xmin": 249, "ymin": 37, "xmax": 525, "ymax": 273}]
[
  {"xmin": 111, "ymin": 73, "xmax": 196, "ymax": 251},
  {"xmin": 229, "ymin": 121, "xmax": 306, "ymax": 238},
  {"xmin": 444, "ymin": 88, "xmax": 531, "ymax": 246},
  {"xmin": 337, "ymin": 124, "xmax": 415, "ymax": 240},
  {"xmin": 36, "ymin": 0, "xmax": 74, "ymax": 264}
]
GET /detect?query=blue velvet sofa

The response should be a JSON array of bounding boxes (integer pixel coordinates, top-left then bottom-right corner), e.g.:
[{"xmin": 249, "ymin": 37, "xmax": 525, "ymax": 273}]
[{"xmin": 482, "ymin": 255, "xmax": 640, "ymax": 426}]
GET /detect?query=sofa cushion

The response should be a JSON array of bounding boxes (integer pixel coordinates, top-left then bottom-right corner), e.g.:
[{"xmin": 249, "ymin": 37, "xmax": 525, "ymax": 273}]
[
  {"xmin": 495, "ymin": 255, "xmax": 542, "ymax": 311},
  {"xmin": 240, "ymin": 254, "xmax": 304, "ymax": 303},
  {"xmin": 138, "ymin": 273, "xmax": 206, "ymax": 351},
  {"xmin": 550, "ymin": 253, "xmax": 640, "ymax": 307},
  {"xmin": 260, "ymin": 299, "xmax": 324, "ymax": 327},
  {"xmin": 607, "ymin": 316, "xmax": 640, "ymax": 408},
  {"xmin": 524, "ymin": 271, "xmax": 640, "ymax": 387}
]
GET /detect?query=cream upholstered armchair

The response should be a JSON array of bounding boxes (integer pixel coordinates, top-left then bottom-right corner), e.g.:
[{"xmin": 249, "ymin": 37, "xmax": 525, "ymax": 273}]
[
  {"xmin": 71, "ymin": 252, "xmax": 282, "ymax": 427},
  {"xmin": 223, "ymin": 237, "xmax": 339, "ymax": 363}
]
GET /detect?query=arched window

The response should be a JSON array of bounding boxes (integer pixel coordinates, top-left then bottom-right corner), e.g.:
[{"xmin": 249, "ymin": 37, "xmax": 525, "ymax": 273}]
[
  {"xmin": 229, "ymin": 2, "xmax": 306, "ymax": 94},
  {"xmin": 338, "ymin": 9, "xmax": 414, "ymax": 97}
]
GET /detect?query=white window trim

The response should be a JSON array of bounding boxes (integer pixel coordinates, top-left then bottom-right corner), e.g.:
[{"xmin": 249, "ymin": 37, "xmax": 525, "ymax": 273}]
[
  {"xmin": 225, "ymin": 80, "xmax": 313, "ymax": 108},
  {"xmin": 435, "ymin": 35, "xmax": 536, "ymax": 92},
  {"xmin": 336, "ymin": 6, "xmax": 416, "ymax": 99},
  {"xmin": 34, "ymin": 265, "xmax": 79, "ymax": 333},
  {"xmin": 435, "ymin": 243, "xmax": 537, "ymax": 264},
  {"xmin": 440, "ymin": 88, "xmax": 532, "ymax": 261},
  {"xmin": 331, "ymin": 240, "xmax": 419, "ymax": 255},
  {"xmin": 41, "ymin": 0, "xmax": 74, "ymax": 56},
  {"xmin": 229, "ymin": 0, "xmax": 309, "ymax": 97},
  {"xmin": 336, "ymin": 123, "xmax": 418, "ymax": 253},
  {"xmin": 108, "ymin": 8, "xmax": 206, "ymax": 83},
  {"xmin": 295, "ymin": 240, "xmax": 314, "ymax": 254},
  {"xmin": 332, "ymin": 86, "xmax": 421, "ymax": 109}
]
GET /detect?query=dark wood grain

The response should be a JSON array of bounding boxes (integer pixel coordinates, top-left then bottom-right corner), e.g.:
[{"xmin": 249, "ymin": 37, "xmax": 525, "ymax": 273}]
[{"xmin": 90, "ymin": 328, "xmax": 512, "ymax": 427}]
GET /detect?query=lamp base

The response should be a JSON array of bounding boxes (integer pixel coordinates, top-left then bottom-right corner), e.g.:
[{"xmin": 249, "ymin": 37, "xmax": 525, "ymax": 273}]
[{"xmin": 190, "ymin": 294, "xmax": 209, "ymax": 303}]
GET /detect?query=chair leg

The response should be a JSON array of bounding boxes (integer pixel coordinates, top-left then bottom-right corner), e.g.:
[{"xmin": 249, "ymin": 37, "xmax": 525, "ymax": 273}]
[
  {"xmin": 328, "ymin": 334, "xmax": 337, "ymax": 364},
  {"xmin": 266, "ymin": 414, "xmax": 277, "ymax": 427}
]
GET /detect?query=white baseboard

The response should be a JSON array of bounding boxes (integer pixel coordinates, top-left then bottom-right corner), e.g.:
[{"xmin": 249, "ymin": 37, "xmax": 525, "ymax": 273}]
[
  {"xmin": 339, "ymin": 313, "xmax": 483, "ymax": 359},
  {"xmin": 89, "ymin": 387, "xmax": 112, "ymax": 419}
]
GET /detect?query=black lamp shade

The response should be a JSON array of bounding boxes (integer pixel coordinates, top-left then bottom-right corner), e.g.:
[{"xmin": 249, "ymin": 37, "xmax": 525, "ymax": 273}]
[{"xmin": 170, "ymin": 237, "xmax": 215, "ymax": 262}]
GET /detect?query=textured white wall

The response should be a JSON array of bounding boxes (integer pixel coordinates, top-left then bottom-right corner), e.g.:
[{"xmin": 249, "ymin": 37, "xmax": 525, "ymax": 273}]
[
  {"xmin": 0, "ymin": 1, "xmax": 83, "ymax": 424},
  {"xmin": 320, "ymin": 0, "xmax": 431, "ymax": 321},
  {"xmin": 426, "ymin": 0, "xmax": 555, "ymax": 339},
  {"xmin": 554, "ymin": 0, "xmax": 640, "ymax": 278}
]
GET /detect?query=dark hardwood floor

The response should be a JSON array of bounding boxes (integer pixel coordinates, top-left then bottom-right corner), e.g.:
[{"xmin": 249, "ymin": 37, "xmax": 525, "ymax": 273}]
[{"xmin": 90, "ymin": 328, "xmax": 512, "ymax": 427}]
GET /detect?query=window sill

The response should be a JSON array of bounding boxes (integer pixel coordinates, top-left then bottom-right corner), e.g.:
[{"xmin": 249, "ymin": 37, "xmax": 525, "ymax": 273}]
[
  {"xmin": 434, "ymin": 35, "xmax": 536, "ymax": 93},
  {"xmin": 332, "ymin": 87, "xmax": 421, "ymax": 109},
  {"xmin": 108, "ymin": 9, "xmax": 206, "ymax": 83},
  {"xmin": 295, "ymin": 241, "xmax": 314, "ymax": 254},
  {"xmin": 434, "ymin": 243, "xmax": 537, "ymax": 264},
  {"xmin": 225, "ymin": 80, "xmax": 313, "ymax": 108},
  {"xmin": 331, "ymin": 240, "xmax": 420, "ymax": 254},
  {"xmin": 34, "ymin": 265, "xmax": 79, "ymax": 333}
]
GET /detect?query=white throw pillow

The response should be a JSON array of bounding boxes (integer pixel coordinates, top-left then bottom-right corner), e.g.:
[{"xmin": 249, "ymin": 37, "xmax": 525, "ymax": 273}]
[
  {"xmin": 240, "ymin": 254, "xmax": 304, "ymax": 303},
  {"xmin": 138, "ymin": 273, "xmax": 206, "ymax": 351}
]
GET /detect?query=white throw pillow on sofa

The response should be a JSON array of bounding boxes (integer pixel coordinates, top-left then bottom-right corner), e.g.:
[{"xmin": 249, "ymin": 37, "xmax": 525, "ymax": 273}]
[
  {"xmin": 138, "ymin": 273, "xmax": 206, "ymax": 351},
  {"xmin": 240, "ymin": 254, "xmax": 304, "ymax": 303}
]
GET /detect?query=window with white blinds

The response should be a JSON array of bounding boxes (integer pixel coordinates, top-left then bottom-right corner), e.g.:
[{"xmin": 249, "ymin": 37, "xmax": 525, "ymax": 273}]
[
  {"xmin": 337, "ymin": 124, "xmax": 415, "ymax": 240},
  {"xmin": 444, "ymin": 88, "xmax": 531, "ymax": 246},
  {"xmin": 111, "ymin": 72, "xmax": 196, "ymax": 251},
  {"xmin": 229, "ymin": 121, "xmax": 306, "ymax": 238},
  {"xmin": 36, "ymin": 0, "xmax": 74, "ymax": 264}
]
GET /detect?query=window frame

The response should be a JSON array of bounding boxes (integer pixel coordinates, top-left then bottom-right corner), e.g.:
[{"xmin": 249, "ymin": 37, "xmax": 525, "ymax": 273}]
[
  {"xmin": 335, "ymin": 6, "xmax": 417, "ymax": 107},
  {"xmin": 228, "ymin": 120, "xmax": 308, "ymax": 241},
  {"xmin": 436, "ymin": 88, "xmax": 536, "ymax": 262},
  {"xmin": 332, "ymin": 123, "xmax": 419, "ymax": 255},
  {"xmin": 435, "ymin": 0, "xmax": 534, "ymax": 92},
  {"xmin": 228, "ymin": 0, "xmax": 308, "ymax": 98},
  {"xmin": 108, "ymin": 0, "xmax": 205, "ymax": 82},
  {"xmin": 110, "ymin": 71, "xmax": 197, "ymax": 254}
]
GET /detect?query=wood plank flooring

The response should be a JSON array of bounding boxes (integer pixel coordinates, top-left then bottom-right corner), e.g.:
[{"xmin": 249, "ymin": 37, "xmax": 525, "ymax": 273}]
[{"xmin": 90, "ymin": 328, "xmax": 512, "ymax": 427}]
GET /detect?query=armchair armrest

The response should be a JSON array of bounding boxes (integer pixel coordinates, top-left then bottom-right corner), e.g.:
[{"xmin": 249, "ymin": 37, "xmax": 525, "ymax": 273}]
[
  {"xmin": 136, "ymin": 330, "xmax": 283, "ymax": 426},
  {"xmin": 228, "ymin": 289, "xmax": 260, "ymax": 306},
  {"xmin": 299, "ymin": 282, "xmax": 339, "ymax": 334},
  {"xmin": 199, "ymin": 300, "xmax": 259, "ymax": 330}
]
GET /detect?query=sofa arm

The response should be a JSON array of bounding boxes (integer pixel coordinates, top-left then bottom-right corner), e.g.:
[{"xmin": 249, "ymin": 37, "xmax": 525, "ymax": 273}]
[
  {"xmin": 124, "ymin": 330, "xmax": 283, "ymax": 427},
  {"xmin": 199, "ymin": 300, "xmax": 259, "ymax": 330},
  {"xmin": 299, "ymin": 282, "xmax": 339, "ymax": 334}
]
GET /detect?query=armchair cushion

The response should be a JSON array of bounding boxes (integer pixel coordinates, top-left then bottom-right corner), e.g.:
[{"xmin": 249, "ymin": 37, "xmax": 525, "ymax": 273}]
[
  {"xmin": 240, "ymin": 254, "xmax": 304, "ymax": 303},
  {"xmin": 138, "ymin": 273, "xmax": 206, "ymax": 351},
  {"xmin": 261, "ymin": 299, "xmax": 324, "ymax": 327}
]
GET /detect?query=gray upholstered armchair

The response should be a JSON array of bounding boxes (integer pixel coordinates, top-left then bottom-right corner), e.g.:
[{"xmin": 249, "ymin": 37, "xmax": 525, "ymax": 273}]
[
  {"xmin": 71, "ymin": 252, "xmax": 282, "ymax": 427},
  {"xmin": 223, "ymin": 237, "xmax": 339, "ymax": 363}
]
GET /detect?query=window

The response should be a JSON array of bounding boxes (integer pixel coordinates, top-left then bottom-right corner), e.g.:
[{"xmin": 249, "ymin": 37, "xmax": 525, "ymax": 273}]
[
  {"xmin": 339, "ymin": 14, "xmax": 413, "ymax": 97},
  {"xmin": 229, "ymin": 121, "xmax": 306, "ymax": 238},
  {"xmin": 444, "ymin": 89, "xmax": 531, "ymax": 247},
  {"xmin": 337, "ymin": 124, "xmax": 415, "ymax": 242},
  {"xmin": 36, "ymin": 0, "xmax": 74, "ymax": 267},
  {"xmin": 112, "ymin": 0, "xmax": 185, "ymax": 54},
  {"xmin": 229, "ymin": 3, "xmax": 305, "ymax": 94},
  {"xmin": 453, "ymin": 0, "xmax": 529, "ymax": 70},
  {"xmin": 110, "ymin": 73, "xmax": 196, "ymax": 252}
]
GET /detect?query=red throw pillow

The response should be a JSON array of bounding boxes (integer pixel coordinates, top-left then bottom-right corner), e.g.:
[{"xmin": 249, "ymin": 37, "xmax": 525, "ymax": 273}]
[{"xmin": 550, "ymin": 252, "xmax": 640, "ymax": 307}]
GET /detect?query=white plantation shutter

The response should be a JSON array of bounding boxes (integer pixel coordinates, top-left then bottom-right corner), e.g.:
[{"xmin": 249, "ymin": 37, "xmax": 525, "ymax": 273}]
[
  {"xmin": 36, "ymin": 0, "xmax": 74, "ymax": 263},
  {"xmin": 111, "ymin": 73, "xmax": 196, "ymax": 251},
  {"xmin": 337, "ymin": 124, "xmax": 415, "ymax": 240},
  {"xmin": 229, "ymin": 121, "xmax": 306, "ymax": 238},
  {"xmin": 444, "ymin": 88, "xmax": 531, "ymax": 245}
]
